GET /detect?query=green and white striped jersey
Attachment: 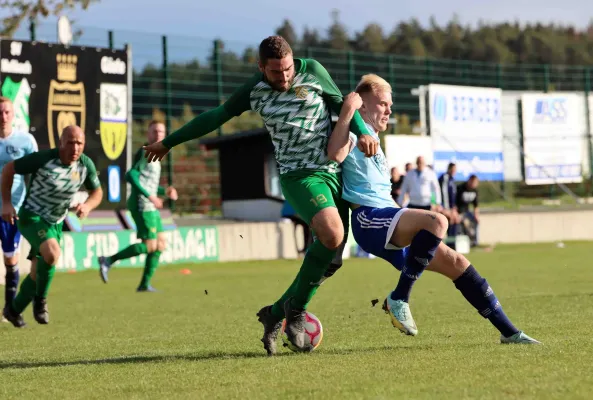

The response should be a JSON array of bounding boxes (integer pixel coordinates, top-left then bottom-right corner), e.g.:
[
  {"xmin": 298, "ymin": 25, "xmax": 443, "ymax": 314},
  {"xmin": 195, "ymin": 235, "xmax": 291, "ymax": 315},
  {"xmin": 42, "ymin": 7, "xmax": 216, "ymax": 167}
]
[
  {"xmin": 14, "ymin": 148, "xmax": 100, "ymax": 224},
  {"xmin": 163, "ymin": 58, "xmax": 373, "ymax": 175},
  {"xmin": 126, "ymin": 147, "xmax": 165, "ymax": 212}
]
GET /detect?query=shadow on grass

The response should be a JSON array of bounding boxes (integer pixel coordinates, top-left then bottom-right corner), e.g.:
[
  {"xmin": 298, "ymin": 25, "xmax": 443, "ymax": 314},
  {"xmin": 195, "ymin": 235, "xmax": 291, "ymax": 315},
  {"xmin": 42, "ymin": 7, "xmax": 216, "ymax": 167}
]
[{"xmin": 0, "ymin": 343, "xmax": 444, "ymax": 370}]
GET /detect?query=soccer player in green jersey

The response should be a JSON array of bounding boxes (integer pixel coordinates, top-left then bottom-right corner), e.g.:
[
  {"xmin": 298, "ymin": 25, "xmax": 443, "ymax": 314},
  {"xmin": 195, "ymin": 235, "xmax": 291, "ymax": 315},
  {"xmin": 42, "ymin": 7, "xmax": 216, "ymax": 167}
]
[
  {"xmin": 98, "ymin": 120, "xmax": 178, "ymax": 292},
  {"xmin": 143, "ymin": 36, "xmax": 379, "ymax": 354},
  {"xmin": 1, "ymin": 125, "xmax": 103, "ymax": 327}
]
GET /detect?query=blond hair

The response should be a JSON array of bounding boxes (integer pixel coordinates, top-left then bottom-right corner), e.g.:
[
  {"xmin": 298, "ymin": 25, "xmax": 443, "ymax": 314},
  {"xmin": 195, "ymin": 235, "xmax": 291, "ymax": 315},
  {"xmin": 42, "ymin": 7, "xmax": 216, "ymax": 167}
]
[{"xmin": 355, "ymin": 74, "xmax": 392, "ymax": 95}]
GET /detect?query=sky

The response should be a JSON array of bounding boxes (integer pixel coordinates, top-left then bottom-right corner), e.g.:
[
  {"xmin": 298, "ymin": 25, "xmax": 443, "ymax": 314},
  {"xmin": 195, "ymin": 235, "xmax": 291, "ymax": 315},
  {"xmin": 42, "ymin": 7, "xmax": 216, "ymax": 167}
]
[
  {"xmin": 1, "ymin": 0, "xmax": 591, "ymax": 68},
  {"xmin": 3, "ymin": 0, "xmax": 592, "ymax": 41}
]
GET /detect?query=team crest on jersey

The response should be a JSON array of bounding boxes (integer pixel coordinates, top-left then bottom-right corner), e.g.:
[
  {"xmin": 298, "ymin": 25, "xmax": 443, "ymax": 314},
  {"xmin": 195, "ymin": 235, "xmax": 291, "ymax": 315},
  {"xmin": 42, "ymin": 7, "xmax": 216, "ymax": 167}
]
[
  {"xmin": 5, "ymin": 145, "xmax": 21, "ymax": 157},
  {"xmin": 71, "ymin": 169, "xmax": 80, "ymax": 181},
  {"xmin": 372, "ymin": 152, "xmax": 389, "ymax": 175},
  {"xmin": 294, "ymin": 87, "xmax": 309, "ymax": 100}
]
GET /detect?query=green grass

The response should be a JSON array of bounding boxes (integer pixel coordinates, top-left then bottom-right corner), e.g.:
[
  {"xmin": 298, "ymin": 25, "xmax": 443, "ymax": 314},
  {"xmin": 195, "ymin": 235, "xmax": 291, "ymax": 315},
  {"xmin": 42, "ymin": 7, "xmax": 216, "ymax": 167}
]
[{"xmin": 1, "ymin": 242, "xmax": 593, "ymax": 399}]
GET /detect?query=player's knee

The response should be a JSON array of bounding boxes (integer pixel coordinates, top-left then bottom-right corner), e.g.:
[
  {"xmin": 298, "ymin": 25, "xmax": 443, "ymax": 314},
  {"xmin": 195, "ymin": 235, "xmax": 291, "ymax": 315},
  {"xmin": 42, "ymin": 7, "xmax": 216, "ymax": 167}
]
[
  {"xmin": 157, "ymin": 237, "xmax": 167, "ymax": 252},
  {"xmin": 319, "ymin": 226, "xmax": 343, "ymax": 250},
  {"xmin": 4, "ymin": 255, "xmax": 18, "ymax": 267},
  {"xmin": 41, "ymin": 244, "xmax": 61, "ymax": 266},
  {"xmin": 144, "ymin": 239, "xmax": 157, "ymax": 253},
  {"xmin": 311, "ymin": 209, "xmax": 344, "ymax": 250},
  {"xmin": 430, "ymin": 213, "xmax": 449, "ymax": 237}
]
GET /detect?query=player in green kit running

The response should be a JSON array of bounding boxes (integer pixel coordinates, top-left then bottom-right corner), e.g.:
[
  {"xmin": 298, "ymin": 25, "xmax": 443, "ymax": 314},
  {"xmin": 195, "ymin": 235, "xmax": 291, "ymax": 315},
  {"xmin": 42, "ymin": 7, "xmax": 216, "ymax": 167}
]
[
  {"xmin": 143, "ymin": 36, "xmax": 379, "ymax": 354},
  {"xmin": 98, "ymin": 120, "xmax": 178, "ymax": 291},
  {"xmin": 1, "ymin": 125, "xmax": 103, "ymax": 327}
]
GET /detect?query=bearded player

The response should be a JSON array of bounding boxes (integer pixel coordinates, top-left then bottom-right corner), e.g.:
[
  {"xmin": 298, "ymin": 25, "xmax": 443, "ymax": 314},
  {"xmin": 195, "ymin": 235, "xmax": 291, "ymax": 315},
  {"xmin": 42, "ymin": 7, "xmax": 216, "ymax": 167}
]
[
  {"xmin": 142, "ymin": 35, "xmax": 379, "ymax": 354},
  {"xmin": 327, "ymin": 74, "xmax": 540, "ymax": 344}
]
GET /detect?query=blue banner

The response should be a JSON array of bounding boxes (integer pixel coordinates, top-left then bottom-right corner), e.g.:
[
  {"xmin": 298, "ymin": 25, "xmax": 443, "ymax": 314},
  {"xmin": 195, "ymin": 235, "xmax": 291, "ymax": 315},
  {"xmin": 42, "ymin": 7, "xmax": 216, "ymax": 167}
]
[{"xmin": 434, "ymin": 151, "xmax": 504, "ymax": 181}]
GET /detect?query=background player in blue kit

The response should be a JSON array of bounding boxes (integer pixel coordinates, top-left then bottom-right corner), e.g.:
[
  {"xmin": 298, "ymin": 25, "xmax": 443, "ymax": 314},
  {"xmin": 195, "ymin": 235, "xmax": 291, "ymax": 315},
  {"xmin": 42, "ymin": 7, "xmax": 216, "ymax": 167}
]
[
  {"xmin": 327, "ymin": 75, "xmax": 540, "ymax": 344},
  {"xmin": 0, "ymin": 97, "xmax": 38, "ymax": 314}
]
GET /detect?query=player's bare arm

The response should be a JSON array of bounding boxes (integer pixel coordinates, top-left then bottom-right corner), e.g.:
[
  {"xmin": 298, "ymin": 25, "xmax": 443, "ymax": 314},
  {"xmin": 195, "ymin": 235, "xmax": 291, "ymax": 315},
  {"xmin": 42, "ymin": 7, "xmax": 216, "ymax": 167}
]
[
  {"xmin": 328, "ymin": 92, "xmax": 362, "ymax": 164},
  {"xmin": 1, "ymin": 161, "xmax": 17, "ymax": 224},
  {"xmin": 165, "ymin": 186, "xmax": 178, "ymax": 201}
]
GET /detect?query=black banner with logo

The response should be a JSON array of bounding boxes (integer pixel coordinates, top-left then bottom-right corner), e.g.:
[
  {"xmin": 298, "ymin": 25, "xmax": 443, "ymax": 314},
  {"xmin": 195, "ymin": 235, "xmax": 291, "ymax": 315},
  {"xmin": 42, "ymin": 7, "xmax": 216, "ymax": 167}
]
[{"xmin": 0, "ymin": 39, "xmax": 129, "ymax": 209}]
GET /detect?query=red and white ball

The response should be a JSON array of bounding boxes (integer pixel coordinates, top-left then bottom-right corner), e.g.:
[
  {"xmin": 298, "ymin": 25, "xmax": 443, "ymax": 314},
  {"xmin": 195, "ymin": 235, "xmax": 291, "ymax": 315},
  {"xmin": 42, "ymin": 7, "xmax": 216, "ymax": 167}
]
[{"xmin": 281, "ymin": 311, "xmax": 323, "ymax": 352}]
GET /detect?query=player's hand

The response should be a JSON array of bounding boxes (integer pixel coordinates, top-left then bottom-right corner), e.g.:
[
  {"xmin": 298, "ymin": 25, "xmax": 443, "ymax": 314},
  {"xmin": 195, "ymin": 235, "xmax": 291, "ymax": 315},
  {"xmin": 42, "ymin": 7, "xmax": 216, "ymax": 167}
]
[
  {"xmin": 1, "ymin": 204, "xmax": 17, "ymax": 225},
  {"xmin": 343, "ymin": 92, "xmax": 363, "ymax": 112},
  {"xmin": 452, "ymin": 209, "xmax": 460, "ymax": 223},
  {"xmin": 166, "ymin": 186, "xmax": 178, "ymax": 201},
  {"xmin": 149, "ymin": 195, "xmax": 164, "ymax": 209},
  {"xmin": 357, "ymin": 134, "xmax": 379, "ymax": 157},
  {"xmin": 75, "ymin": 203, "xmax": 91, "ymax": 219},
  {"xmin": 143, "ymin": 141, "xmax": 170, "ymax": 163}
]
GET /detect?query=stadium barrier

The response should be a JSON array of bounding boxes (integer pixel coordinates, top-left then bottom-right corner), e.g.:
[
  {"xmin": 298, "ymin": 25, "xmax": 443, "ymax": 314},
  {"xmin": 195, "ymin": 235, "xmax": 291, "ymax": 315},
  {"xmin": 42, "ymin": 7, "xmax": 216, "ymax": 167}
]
[
  {"xmin": 479, "ymin": 207, "xmax": 593, "ymax": 245},
  {"xmin": 2, "ymin": 206, "xmax": 593, "ymax": 284}
]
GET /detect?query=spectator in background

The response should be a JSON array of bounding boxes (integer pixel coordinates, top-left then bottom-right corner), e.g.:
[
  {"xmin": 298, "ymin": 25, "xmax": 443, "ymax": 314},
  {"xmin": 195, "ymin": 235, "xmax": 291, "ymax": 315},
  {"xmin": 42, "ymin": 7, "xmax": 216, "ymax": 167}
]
[
  {"xmin": 456, "ymin": 174, "xmax": 480, "ymax": 247},
  {"xmin": 439, "ymin": 162, "xmax": 460, "ymax": 236},
  {"xmin": 397, "ymin": 156, "xmax": 442, "ymax": 211},
  {"xmin": 390, "ymin": 167, "xmax": 404, "ymax": 202},
  {"xmin": 404, "ymin": 162, "xmax": 413, "ymax": 173}
]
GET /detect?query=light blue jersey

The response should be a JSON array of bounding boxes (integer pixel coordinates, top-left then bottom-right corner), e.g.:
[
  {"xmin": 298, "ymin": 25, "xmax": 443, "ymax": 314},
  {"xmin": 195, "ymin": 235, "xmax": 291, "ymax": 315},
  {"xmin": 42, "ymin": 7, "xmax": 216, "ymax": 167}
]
[
  {"xmin": 0, "ymin": 131, "xmax": 37, "ymax": 212},
  {"xmin": 341, "ymin": 123, "xmax": 395, "ymax": 208}
]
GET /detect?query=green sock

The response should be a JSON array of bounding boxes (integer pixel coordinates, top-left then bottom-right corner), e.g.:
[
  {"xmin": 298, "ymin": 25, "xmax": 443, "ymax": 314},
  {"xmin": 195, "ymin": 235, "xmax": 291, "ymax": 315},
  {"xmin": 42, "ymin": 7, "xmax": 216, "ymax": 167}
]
[
  {"xmin": 12, "ymin": 274, "xmax": 36, "ymax": 314},
  {"xmin": 138, "ymin": 250, "xmax": 161, "ymax": 289},
  {"xmin": 35, "ymin": 258, "xmax": 55, "ymax": 298},
  {"xmin": 109, "ymin": 242, "xmax": 148, "ymax": 265},
  {"xmin": 271, "ymin": 240, "xmax": 337, "ymax": 317},
  {"xmin": 270, "ymin": 272, "xmax": 302, "ymax": 319}
]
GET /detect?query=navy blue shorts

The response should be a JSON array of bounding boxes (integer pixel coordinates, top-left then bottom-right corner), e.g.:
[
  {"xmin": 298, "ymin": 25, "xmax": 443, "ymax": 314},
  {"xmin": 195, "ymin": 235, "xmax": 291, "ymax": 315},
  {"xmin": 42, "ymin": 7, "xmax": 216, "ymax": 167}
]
[
  {"xmin": 0, "ymin": 218, "xmax": 21, "ymax": 257},
  {"xmin": 351, "ymin": 206, "xmax": 409, "ymax": 271}
]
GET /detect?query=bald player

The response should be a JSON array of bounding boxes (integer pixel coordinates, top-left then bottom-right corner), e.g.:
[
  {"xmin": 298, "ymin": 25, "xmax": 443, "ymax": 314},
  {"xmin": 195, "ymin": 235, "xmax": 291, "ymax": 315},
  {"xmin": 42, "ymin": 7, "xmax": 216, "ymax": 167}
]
[{"xmin": 1, "ymin": 125, "xmax": 103, "ymax": 327}]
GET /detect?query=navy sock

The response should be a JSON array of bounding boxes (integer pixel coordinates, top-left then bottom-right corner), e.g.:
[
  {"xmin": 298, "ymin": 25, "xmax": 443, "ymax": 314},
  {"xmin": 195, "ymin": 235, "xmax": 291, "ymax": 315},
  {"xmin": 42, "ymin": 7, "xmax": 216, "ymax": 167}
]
[
  {"xmin": 453, "ymin": 265, "xmax": 519, "ymax": 337},
  {"xmin": 4, "ymin": 264, "xmax": 19, "ymax": 305},
  {"xmin": 391, "ymin": 229, "xmax": 442, "ymax": 302}
]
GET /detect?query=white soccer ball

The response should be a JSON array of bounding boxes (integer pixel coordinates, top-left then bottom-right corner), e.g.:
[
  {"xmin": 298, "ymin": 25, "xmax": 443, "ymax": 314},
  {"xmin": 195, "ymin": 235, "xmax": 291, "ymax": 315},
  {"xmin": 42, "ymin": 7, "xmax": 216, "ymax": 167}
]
[{"xmin": 281, "ymin": 311, "xmax": 323, "ymax": 352}]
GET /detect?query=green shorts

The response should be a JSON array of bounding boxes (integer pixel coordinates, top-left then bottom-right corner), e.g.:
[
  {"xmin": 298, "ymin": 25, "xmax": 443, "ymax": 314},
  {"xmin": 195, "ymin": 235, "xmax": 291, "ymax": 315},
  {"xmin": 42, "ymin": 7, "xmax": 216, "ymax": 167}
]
[
  {"xmin": 280, "ymin": 170, "xmax": 349, "ymax": 231},
  {"xmin": 132, "ymin": 210, "xmax": 163, "ymax": 240},
  {"xmin": 17, "ymin": 212, "xmax": 63, "ymax": 259}
]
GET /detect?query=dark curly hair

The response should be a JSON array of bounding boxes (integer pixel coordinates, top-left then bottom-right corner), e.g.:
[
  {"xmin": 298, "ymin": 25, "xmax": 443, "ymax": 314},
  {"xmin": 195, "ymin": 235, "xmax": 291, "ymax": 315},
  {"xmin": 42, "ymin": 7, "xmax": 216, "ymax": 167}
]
[{"xmin": 259, "ymin": 36, "xmax": 292, "ymax": 65}]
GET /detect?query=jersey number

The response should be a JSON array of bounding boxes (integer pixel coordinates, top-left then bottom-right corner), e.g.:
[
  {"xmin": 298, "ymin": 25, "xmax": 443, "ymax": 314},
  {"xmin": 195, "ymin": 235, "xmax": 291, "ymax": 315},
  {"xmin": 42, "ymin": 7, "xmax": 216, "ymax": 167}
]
[{"xmin": 310, "ymin": 194, "xmax": 328, "ymax": 207}]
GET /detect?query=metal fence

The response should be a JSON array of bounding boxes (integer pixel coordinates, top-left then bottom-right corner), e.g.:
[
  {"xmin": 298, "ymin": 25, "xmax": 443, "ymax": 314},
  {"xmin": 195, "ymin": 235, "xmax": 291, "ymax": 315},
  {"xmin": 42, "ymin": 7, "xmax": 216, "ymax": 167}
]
[{"xmin": 9, "ymin": 21, "xmax": 593, "ymax": 213}]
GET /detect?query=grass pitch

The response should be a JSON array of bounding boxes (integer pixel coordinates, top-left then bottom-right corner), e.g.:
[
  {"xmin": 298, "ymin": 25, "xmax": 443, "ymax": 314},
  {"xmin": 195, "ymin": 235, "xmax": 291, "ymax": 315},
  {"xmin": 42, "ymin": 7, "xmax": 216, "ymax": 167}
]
[{"xmin": 1, "ymin": 241, "xmax": 592, "ymax": 399}]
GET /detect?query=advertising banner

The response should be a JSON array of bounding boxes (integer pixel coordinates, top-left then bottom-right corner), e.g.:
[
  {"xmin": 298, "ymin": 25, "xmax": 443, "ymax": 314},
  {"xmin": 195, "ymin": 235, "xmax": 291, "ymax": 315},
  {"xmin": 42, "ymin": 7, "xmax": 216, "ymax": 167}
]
[
  {"xmin": 521, "ymin": 93, "xmax": 583, "ymax": 185},
  {"xmin": 428, "ymin": 84, "xmax": 504, "ymax": 181},
  {"xmin": 56, "ymin": 226, "xmax": 219, "ymax": 272},
  {"xmin": 0, "ymin": 39, "xmax": 130, "ymax": 207}
]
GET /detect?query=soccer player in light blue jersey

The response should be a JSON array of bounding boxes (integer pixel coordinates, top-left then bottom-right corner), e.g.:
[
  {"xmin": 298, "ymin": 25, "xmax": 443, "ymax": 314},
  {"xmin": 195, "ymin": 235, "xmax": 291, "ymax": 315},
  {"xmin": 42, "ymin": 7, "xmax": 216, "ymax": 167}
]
[
  {"xmin": 0, "ymin": 97, "xmax": 37, "ymax": 313},
  {"xmin": 327, "ymin": 75, "xmax": 540, "ymax": 344}
]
